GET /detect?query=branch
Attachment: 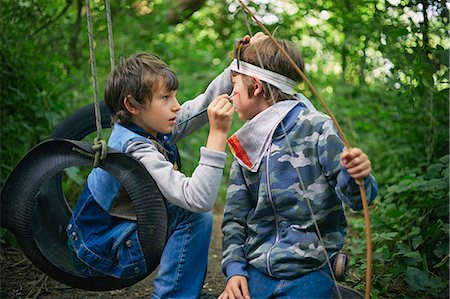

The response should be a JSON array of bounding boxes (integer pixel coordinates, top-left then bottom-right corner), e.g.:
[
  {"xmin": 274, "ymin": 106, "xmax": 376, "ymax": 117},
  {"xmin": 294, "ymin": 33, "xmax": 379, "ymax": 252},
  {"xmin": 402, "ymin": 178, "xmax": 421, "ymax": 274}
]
[
  {"xmin": 30, "ymin": 0, "xmax": 73, "ymax": 37},
  {"xmin": 69, "ymin": 0, "xmax": 82, "ymax": 66},
  {"xmin": 167, "ymin": 0, "xmax": 206, "ymax": 24}
]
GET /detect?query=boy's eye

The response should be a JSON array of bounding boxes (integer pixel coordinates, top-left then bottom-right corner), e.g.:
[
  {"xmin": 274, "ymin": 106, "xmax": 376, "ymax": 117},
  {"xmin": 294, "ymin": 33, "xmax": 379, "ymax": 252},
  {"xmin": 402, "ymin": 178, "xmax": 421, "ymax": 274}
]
[{"xmin": 162, "ymin": 96, "xmax": 169, "ymax": 100}]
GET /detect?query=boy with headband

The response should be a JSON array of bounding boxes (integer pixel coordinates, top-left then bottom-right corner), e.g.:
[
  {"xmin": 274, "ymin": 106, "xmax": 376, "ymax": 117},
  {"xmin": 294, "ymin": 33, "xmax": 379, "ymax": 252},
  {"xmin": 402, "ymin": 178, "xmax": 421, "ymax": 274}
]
[{"xmin": 219, "ymin": 35, "xmax": 378, "ymax": 298}]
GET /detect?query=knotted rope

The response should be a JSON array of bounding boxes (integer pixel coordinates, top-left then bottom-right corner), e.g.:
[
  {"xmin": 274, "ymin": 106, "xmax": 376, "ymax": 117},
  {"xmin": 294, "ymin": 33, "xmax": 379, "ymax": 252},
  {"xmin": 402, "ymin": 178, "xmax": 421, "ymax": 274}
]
[{"xmin": 85, "ymin": 0, "xmax": 115, "ymax": 167}]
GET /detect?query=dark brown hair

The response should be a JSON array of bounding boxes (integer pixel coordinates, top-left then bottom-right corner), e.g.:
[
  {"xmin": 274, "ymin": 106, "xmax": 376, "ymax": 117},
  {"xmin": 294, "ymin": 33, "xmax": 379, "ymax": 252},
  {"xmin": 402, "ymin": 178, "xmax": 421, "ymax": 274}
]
[
  {"xmin": 104, "ymin": 52, "xmax": 179, "ymax": 123},
  {"xmin": 234, "ymin": 38, "xmax": 305, "ymax": 104}
]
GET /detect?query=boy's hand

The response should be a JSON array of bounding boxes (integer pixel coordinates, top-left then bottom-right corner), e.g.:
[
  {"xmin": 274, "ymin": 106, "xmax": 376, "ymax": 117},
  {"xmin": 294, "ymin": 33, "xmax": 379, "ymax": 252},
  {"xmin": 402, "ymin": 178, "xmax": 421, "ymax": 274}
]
[
  {"xmin": 250, "ymin": 32, "xmax": 268, "ymax": 44},
  {"xmin": 218, "ymin": 276, "xmax": 251, "ymax": 299},
  {"xmin": 340, "ymin": 148, "xmax": 372, "ymax": 179},
  {"xmin": 206, "ymin": 94, "xmax": 234, "ymax": 152},
  {"xmin": 241, "ymin": 32, "xmax": 268, "ymax": 45},
  {"xmin": 207, "ymin": 94, "xmax": 234, "ymax": 134}
]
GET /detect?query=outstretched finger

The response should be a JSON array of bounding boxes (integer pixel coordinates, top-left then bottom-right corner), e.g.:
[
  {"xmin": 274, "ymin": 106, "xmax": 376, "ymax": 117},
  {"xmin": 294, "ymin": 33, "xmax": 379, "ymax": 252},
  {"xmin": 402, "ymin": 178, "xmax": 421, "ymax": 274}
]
[
  {"xmin": 241, "ymin": 279, "xmax": 251, "ymax": 299},
  {"xmin": 218, "ymin": 290, "xmax": 228, "ymax": 299},
  {"xmin": 227, "ymin": 289, "xmax": 237, "ymax": 299},
  {"xmin": 230, "ymin": 284, "xmax": 244, "ymax": 299}
]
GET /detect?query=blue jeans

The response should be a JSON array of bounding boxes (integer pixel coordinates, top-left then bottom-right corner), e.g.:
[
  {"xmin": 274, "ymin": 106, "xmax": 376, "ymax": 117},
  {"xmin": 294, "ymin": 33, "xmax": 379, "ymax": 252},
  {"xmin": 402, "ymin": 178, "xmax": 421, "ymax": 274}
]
[
  {"xmin": 152, "ymin": 203, "xmax": 213, "ymax": 299},
  {"xmin": 247, "ymin": 265, "xmax": 334, "ymax": 299}
]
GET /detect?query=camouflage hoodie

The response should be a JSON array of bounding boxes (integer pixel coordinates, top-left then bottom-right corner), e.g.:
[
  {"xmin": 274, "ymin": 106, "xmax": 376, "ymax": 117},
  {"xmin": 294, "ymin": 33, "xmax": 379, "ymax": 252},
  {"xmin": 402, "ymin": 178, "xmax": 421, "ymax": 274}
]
[{"xmin": 222, "ymin": 99, "xmax": 378, "ymax": 280}]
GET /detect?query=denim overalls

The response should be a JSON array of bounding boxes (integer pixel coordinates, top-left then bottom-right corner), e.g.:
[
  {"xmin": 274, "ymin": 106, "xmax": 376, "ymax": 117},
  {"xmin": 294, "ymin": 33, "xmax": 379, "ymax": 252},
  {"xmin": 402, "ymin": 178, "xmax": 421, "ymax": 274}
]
[{"xmin": 67, "ymin": 123, "xmax": 213, "ymax": 298}]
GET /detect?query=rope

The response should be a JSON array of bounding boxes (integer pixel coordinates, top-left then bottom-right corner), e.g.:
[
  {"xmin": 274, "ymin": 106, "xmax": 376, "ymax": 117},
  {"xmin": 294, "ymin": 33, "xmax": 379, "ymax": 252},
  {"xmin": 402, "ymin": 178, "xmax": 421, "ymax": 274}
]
[
  {"xmin": 236, "ymin": 1, "xmax": 373, "ymax": 298},
  {"xmin": 85, "ymin": 0, "xmax": 115, "ymax": 167},
  {"xmin": 85, "ymin": 0, "xmax": 106, "ymax": 167},
  {"xmin": 106, "ymin": 0, "xmax": 115, "ymax": 69}
]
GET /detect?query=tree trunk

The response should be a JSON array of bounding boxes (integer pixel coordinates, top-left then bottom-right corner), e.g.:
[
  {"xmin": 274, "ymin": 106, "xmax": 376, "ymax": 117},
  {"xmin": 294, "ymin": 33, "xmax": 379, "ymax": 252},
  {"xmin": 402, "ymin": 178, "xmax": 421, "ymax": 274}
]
[{"xmin": 69, "ymin": 0, "xmax": 82, "ymax": 68}]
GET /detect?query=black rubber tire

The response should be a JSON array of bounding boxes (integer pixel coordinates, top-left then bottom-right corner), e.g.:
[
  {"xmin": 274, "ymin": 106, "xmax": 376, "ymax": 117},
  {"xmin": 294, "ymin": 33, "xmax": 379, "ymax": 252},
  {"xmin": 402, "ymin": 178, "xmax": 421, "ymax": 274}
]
[
  {"xmin": 333, "ymin": 284, "xmax": 364, "ymax": 299},
  {"xmin": 0, "ymin": 102, "xmax": 167, "ymax": 291},
  {"xmin": 51, "ymin": 101, "xmax": 111, "ymax": 139}
]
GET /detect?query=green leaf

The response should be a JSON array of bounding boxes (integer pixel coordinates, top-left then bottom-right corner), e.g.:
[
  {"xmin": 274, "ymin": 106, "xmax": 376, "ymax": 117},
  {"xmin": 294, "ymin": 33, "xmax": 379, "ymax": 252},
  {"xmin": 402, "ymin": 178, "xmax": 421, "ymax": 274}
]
[
  {"xmin": 437, "ymin": 219, "xmax": 450, "ymax": 234},
  {"xmin": 433, "ymin": 245, "xmax": 447, "ymax": 259},
  {"xmin": 421, "ymin": 72, "xmax": 434, "ymax": 88},
  {"xmin": 411, "ymin": 235, "xmax": 423, "ymax": 249},
  {"xmin": 438, "ymin": 155, "xmax": 449, "ymax": 164},
  {"xmin": 403, "ymin": 251, "xmax": 423, "ymax": 264},
  {"xmin": 389, "ymin": 27, "xmax": 409, "ymax": 38},
  {"xmin": 394, "ymin": 242, "xmax": 410, "ymax": 255},
  {"xmin": 408, "ymin": 226, "xmax": 420, "ymax": 237},
  {"xmin": 426, "ymin": 163, "xmax": 444, "ymax": 177},
  {"xmin": 375, "ymin": 231, "xmax": 398, "ymax": 241},
  {"xmin": 405, "ymin": 267, "xmax": 430, "ymax": 291}
]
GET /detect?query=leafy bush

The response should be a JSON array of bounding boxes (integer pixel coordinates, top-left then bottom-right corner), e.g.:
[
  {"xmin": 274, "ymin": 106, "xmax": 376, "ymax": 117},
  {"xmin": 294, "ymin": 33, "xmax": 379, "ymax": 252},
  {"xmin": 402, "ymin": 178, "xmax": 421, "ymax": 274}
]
[{"xmin": 346, "ymin": 155, "xmax": 449, "ymax": 298}]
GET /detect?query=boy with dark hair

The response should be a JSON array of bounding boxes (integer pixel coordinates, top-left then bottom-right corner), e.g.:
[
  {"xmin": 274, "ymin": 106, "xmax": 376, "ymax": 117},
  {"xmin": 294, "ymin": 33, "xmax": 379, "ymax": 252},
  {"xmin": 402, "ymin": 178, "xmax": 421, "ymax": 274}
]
[
  {"xmin": 67, "ymin": 52, "xmax": 234, "ymax": 298},
  {"xmin": 219, "ymin": 36, "xmax": 378, "ymax": 299}
]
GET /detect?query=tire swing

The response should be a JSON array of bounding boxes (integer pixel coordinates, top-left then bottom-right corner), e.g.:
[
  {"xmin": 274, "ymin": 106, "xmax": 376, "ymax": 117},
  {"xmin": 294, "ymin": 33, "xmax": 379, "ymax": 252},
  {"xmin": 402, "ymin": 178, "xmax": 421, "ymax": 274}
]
[{"xmin": 0, "ymin": 0, "xmax": 167, "ymax": 291}]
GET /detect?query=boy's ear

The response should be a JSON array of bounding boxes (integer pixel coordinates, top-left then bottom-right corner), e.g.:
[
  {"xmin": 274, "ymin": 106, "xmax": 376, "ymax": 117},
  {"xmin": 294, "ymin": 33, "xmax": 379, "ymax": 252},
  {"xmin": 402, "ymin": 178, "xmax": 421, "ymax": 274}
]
[
  {"xmin": 252, "ymin": 76, "xmax": 263, "ymax": 97},
  {"xmin": 123, "ymin": 95, "xmax": 140, "ymax": 115}
]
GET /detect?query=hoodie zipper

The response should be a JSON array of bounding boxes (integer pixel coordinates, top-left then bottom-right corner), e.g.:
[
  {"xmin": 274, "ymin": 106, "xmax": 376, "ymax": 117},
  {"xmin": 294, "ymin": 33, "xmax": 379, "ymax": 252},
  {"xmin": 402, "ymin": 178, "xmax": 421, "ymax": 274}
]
[{"xmin": 265, "ymin": 144, "xmax": 279, "ymax": 277}]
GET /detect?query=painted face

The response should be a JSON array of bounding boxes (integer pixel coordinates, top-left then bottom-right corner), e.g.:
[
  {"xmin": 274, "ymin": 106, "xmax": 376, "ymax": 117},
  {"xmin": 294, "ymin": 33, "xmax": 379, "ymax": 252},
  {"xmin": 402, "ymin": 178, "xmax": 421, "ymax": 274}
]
[
  {"xmin": 231, "ymin": 74, "xmax": 269, "ymax": 121},
  {"xmin": 132, "ymin": 83, "xmax": 180, "ymax": 137}
]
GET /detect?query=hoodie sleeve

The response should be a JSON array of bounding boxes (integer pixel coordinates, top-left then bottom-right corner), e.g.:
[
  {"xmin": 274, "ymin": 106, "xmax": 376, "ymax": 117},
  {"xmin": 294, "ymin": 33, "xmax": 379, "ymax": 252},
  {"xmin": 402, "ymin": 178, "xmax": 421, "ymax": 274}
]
[
  {"xmin": 221, "ymin": 160, "xmax": 252, "ymax": 279},
  {"xmin": 127, "ymin": 141, "xmax": 227, "ymax": 213},
  {"xmin": 318, "ymin": 119, "xmax": 378, "ymax": 211},
  {"xmin": 172, "ymin": 66, "xmax": 233, "ymax": 143}
]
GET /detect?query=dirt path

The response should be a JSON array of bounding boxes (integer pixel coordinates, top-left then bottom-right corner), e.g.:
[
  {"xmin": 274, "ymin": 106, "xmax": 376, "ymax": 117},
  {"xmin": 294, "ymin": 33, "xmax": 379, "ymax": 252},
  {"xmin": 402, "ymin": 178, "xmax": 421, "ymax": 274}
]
[{"xmin": 0, "ymin": 212, "xmax": 226, "ymax": 298}]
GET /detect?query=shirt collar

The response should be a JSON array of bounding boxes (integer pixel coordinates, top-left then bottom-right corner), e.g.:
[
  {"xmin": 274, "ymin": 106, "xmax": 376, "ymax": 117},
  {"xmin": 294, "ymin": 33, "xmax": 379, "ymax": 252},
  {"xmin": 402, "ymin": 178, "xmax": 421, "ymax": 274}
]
[
  {"xmin": 227, "ymin": 100, "xmax": 300, "ymax": 172},
  {"xmin": 123, "ymin": 122, "xmax": 172, "ymax": 143}
]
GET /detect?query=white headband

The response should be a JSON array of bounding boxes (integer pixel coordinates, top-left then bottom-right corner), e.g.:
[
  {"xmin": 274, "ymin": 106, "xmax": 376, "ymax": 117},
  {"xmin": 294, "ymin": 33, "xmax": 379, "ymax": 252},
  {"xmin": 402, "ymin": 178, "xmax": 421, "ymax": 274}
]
[{"xmin": 230, "ymin": 59, "xmax": 296, "ymax": 95}]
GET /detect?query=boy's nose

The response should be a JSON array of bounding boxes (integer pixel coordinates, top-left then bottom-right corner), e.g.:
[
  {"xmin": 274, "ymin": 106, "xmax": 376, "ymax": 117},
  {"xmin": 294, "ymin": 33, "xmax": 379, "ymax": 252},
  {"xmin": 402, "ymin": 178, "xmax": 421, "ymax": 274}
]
[{"xmin": 172, "ymin": 99, "xmax": 181, "ymax": 111}]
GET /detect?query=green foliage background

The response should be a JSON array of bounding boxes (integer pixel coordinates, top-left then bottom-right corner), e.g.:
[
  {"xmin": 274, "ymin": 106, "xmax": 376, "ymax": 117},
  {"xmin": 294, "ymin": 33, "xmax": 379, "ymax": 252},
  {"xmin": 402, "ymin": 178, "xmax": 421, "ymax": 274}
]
[{"xmin": 0, "ymin": 0, "xmax": 448, "ymax": 298}]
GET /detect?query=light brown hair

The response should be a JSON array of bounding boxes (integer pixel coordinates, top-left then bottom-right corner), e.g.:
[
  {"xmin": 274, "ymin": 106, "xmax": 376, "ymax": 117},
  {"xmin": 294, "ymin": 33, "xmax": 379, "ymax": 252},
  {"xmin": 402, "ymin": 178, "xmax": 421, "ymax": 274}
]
[
  {"xmin": 104, "ymin": 52, "xmax": 179, "ymax": 124},
  {"xmin": 234, "ymin": 38, "xmax": 304, "ymax": 104}
]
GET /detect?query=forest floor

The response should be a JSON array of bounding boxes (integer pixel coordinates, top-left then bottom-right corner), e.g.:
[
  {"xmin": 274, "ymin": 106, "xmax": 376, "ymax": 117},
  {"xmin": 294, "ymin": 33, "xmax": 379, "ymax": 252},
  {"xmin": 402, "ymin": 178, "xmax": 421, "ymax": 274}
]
[{"xmin": 0, "ymin": 211, "xmax": 226, "ymax": 299}]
